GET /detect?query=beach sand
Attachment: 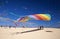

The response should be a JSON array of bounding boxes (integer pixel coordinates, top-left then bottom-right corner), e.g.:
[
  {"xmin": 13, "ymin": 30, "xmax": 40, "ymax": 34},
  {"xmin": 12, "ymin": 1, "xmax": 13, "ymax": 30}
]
[{"xmin": 0, "ymin": 27, "xmax": 60, "ymax": 39}]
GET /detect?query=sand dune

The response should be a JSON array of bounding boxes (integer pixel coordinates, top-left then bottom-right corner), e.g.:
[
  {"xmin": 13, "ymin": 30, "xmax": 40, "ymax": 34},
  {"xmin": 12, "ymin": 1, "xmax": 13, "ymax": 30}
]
[{"xmin": 0, "ymin": 27, "xmax": 60, "ymax": 39}]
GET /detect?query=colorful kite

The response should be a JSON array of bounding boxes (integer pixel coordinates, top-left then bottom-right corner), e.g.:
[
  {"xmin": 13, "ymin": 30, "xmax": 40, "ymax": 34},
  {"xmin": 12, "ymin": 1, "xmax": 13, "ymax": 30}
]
[{"xmin": 17, "ymin": 14, "xmax": 51, "ymax": 23}]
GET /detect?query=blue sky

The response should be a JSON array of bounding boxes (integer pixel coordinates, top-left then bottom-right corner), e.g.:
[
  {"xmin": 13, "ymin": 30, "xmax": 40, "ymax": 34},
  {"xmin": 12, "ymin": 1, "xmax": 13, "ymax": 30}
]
[{"xmin": 0, "ymin": 0, "xmax": 60, "ymax": 28}]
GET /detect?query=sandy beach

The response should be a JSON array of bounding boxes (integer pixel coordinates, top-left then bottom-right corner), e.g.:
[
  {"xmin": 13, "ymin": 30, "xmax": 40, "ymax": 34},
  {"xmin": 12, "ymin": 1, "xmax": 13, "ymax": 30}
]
[{"xmin": 0, "ymin": 27, "xmax": 60, "ymax": 39}]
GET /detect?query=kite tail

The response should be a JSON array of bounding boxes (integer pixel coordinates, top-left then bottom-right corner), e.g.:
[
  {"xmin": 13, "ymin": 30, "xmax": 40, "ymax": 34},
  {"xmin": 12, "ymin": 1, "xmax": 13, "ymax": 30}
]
[{"xmin": 14, "ymin": 22, "xmax": 18, "ymax": 26}]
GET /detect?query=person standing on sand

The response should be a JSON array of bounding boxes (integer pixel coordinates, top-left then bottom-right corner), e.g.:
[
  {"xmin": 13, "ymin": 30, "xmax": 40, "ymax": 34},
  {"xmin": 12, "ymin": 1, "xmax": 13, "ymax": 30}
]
[
  {"xmin": 38, "ymin": 26, "xmax": 44, "ymax": 30},
  {"xmin": 9, "ymin": 26, "xmax": 11, "ymax": 28},
  {"xmin": 41, "ymin": 26, "xmax": 44, "ymax": 30},
  {"xmin": 38, "ymin": 26, "xmax": 41, "ymax": 30},
  {"xmin": 22, "ymin": 26, "xmax": 25, "ymax": 28},
  {"xmin": 1, "ymin": 25, "xmax": 2, "ymax": 27}
]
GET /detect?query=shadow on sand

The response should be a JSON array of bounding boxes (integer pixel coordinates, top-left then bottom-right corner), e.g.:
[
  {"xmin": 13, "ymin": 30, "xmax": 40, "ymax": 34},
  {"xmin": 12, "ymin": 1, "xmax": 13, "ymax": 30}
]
[
  {"xmin": 46, "ymin": 31, "xmax": 53, "ymax": 32},
  {"xmin": 21, "ymin": 29, "xmax": 41, "ymax": 34},
  {"xmin": 11, "ymin": 29, "xmax": 42, "ymax": 35}
]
